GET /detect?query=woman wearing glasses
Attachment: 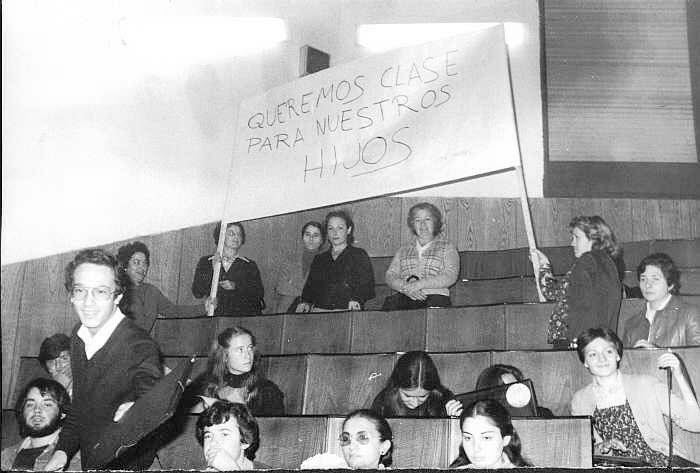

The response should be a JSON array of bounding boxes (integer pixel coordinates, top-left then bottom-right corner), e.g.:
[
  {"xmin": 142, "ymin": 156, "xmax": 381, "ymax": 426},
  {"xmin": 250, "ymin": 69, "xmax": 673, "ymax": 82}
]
[
  {"xmin": 117, "ymin": 241, "xmax": 215, "ymax": 333},
  {"xmin": 301, "ymin": 409, "xmax": 393, "ymax": 469},
  {"xmin": 192, "ymin": 222, "xmax": 265, "ymax": 317},
  {"xmin": 371, "ymin": 351, "xmax": 462, "ymax": 417},
  {"xmin": 190, "ymin": 326, "xmax": 284, "ymax": 416},
  {"xmin": 340, "ymin": 410, "xmax": 393, "ymax": 469}
]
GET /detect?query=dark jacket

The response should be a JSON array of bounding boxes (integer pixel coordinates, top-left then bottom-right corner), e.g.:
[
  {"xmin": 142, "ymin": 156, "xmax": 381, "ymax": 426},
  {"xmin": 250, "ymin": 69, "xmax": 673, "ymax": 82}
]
[
  {"xmin": 620, "ymin": 295, "xmax": 700, "ymax": 347},
  {"xmin": 192, "ymin": 255, "xmax": 264, "ymax": 316},
  {"xmin": 541, "ymin": 249, "xmax": 622, "ymax": 341},
  {"xmin": 301, "ymin": 246, "xmax": 375, "ymax": 310},
  {"xmin": 190, "ymin": 371, "xmax": 285, "ymax": 416},
  {"xmin": 121, "ymin": 282, "xmax": 204, "ymax": 333},
  {"xmin": 55, "ymin": 317, "xmax": 162, "ymax": 469}
]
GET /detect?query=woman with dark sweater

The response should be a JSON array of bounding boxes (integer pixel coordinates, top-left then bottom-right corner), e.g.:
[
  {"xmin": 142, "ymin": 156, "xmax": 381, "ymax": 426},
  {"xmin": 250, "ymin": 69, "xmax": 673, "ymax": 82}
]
[
  {"xmin": 297, "ymin": 210, "xmax": 375, "ymax": 312},
  {"xmin": 371, "ymin": 351, "xmax": 461, "ymax": 417},
  {"xmin": 530, "ymin": 215, "xmax": 622, "ymax": 348},
  {"xmin": 192, "ymin": 326, "xmax": 284, "ymax": 416},
  {"xmin": 192, "ymin": 222, "xmax": 265, "ymax": 317}
]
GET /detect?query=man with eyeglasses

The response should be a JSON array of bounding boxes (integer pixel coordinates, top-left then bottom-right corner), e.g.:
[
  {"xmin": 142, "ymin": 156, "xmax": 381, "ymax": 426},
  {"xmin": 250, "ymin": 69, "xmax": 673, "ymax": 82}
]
[{"xmin": 44, "ymin": 249, "xmax": 162, "ymax": 471}]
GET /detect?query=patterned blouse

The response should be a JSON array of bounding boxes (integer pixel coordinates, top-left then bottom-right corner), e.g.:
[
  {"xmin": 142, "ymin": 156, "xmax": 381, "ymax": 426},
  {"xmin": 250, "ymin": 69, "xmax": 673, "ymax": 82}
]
[{"xmin": 593, "ymin": 401, "xmax": 668, "ymax": 467}]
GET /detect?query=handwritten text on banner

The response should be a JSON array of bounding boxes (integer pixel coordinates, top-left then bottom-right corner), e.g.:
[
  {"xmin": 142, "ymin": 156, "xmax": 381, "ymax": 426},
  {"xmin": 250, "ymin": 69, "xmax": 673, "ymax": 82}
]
[{"xmin": 224, "ymin": 25, "xmax": 519, "ymax": 222}]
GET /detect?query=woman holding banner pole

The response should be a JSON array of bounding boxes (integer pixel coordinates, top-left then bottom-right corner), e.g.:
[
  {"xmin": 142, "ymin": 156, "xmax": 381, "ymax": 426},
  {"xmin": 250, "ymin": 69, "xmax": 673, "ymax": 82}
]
[
  {"xmin": 529, "ymin": 215, "xmax": 622, "ymax": 348},
  {"xmin": 192, "ymin": 222, "xmax": 265, "ymax": 317},
  {"xmin": 297, "ymin": 210, "xmax": 375, "ymax": 312}
]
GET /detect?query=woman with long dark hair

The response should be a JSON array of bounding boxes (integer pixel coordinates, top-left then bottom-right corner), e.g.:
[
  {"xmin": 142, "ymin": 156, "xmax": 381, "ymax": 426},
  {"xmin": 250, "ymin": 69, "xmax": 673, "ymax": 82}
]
[
  {"xmin": 274, "ymin": 221, "xmax": 326, "ymax": 313},
  {"xmin": 371, "ymin": 351, "xmax": 461, "ymax": 417},
  {"xmin": 450, "ymin": 399, "xmax": 531, "ymax": 468},
  {"xmin": 193, "ymin": 326, "xmax": 284, "ymax": 416}
]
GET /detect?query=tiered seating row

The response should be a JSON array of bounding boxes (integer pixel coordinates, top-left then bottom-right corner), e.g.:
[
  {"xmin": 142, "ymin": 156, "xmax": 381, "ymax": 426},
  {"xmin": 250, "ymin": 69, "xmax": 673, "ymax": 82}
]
[
  {"xmin": 0, "ymin": 409, "xmax": 592, "ymax": 468},
  {"xmin": 156, "ymin": 415, "xmax": 593, "ymax": 469},
  {"xmin": 8, "ymin": 348, "xmax": 699, "ymax": 464},
  {"xmin": 367, "ymin": 269, "xmax": 700, "ymax": 310},
  {"xmin": 370, "ymin": 239, "xmax": 700, "ymax": 281},
  {"xmin": 153, "ymin": 298, "xmax": 700, "ymax": 357}
]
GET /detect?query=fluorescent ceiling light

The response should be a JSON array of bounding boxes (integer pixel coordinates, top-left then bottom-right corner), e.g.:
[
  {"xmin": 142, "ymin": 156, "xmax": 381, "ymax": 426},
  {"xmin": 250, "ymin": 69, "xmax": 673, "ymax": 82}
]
[
  {"xmin": 120, "ymin": 16, "xmax": 288, "ymax": 64},
  {"xmin": 357, "ymin": 22, "xmax": 525, "ymax": 52}
]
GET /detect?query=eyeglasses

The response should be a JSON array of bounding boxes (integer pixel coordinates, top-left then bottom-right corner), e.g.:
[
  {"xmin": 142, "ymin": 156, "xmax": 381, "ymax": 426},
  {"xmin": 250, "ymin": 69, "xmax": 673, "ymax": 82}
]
[
  {"xmin": 70, "ymin": 286, "xmax": 117, "ymax": 302},
  {"xmin": 339, "ymin": 431, "xmax": 372, "ymax": 446}
]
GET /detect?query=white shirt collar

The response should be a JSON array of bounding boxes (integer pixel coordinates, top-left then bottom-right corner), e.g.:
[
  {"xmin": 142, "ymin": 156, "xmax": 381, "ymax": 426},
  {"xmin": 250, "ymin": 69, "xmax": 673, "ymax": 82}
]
[
  {"xmin": 644, "ymin": 293, "xmax": 673, "ymax": 324},
  {"xmin": 77, "ymin": 307, "xmax": 126, "ymax": 360}
]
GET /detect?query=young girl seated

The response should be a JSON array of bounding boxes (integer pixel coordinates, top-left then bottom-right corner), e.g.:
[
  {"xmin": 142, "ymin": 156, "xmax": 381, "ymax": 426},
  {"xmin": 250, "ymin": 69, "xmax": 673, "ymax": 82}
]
[
  {"xmin": 450, "ymin": 399, "xmax": 531, "ymax": 468},
  {"xmin": 371, "ymin": 351, "xmax": 461, "ymax": 417},
  {"xmin": 190, "ymin": 326, "xmax": 284, "ymax": 416}
]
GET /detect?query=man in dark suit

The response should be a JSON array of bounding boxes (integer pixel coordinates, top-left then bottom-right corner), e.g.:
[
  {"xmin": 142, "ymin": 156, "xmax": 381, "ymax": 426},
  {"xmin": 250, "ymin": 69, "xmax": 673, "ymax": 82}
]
[{"xmin": 44, "ymin": 249, "xmax": 162, "ymax": 470}]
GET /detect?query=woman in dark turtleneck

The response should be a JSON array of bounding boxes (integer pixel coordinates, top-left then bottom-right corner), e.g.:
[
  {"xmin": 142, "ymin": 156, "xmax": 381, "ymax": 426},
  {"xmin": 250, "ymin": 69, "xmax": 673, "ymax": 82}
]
[
  {"xmin": 193, "ymin": 326, "xmax": 284, "ymax": 416},
  {"xmin": 273, "ymin": 221, "xmax": 325, "ymax": 313}
]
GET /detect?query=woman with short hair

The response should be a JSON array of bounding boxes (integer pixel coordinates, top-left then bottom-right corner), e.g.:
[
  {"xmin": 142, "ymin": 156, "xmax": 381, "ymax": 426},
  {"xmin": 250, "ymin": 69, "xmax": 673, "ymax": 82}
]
[
  {"xmin": 530, "ymin": 215, "xmax": 622, "ymax": 347},
  {"xmin": 620, "ymin": 253, "xmax": 700, "ymax": 347},
  {"xmin": 195, "ymin": 401, "xmax": 267, "ymax": 470},
  {"xmin": 571, "ymin": 328, "xmax": 700, "ymax": 466},
  {"xmin": 192, "ymin": 222, "xmax": 265, "ymax": 317},
  {"xmin": 384, "ymin": 202, "xmax": 459, "ymax": 310},
  {"xmin": 117, "ymin": 241, "xmax": 214, "ymax": 332}
]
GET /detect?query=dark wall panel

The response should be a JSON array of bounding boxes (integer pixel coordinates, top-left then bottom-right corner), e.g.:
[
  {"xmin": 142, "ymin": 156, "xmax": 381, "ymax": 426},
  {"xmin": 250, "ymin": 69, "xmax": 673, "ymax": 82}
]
[
  {"xmin": 350, "ymin": 309, "xmax": 426, "ymax": 354},
  {"xmin": 425, "ymin": 306, "xmax": 505, "ymax": 351},
  {"xmin": 282, "ymin": 312, "xmax": 352, "ymax": 354},
  {"xmin": 303, "ymin": 353, "xmax": 395, "ymax": 415},
  {"xmin": 1, "ymin": 263, "xmax": 25, "ymax": 408}
]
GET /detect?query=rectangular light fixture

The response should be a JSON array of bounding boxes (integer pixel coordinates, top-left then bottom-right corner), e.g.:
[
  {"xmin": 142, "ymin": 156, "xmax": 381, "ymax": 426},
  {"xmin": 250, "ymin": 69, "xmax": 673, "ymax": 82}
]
[{"xmin": 357, "ymin": 22, "xmax": 525, "ymax": 52}]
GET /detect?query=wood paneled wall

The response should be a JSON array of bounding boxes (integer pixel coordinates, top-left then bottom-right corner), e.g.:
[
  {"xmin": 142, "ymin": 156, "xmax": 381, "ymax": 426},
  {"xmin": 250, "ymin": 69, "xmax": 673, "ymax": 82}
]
[{"xmin": 2, "ymin": 197, "xmax": 699, "ymax": 408}]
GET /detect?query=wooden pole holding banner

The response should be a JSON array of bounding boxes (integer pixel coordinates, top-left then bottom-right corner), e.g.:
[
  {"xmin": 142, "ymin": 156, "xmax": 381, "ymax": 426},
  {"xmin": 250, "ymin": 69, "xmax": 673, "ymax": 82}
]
[
  {"xmin": 502, "ymin": 30, "xmax": 546, "ymax": 303},
  {"xmin": 514, "ymin": 165, "xmax": 546, "ymax": 302},
  {"xmin": 206, "ymin": 222, "xmax": 228, "ymax": 316}
]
